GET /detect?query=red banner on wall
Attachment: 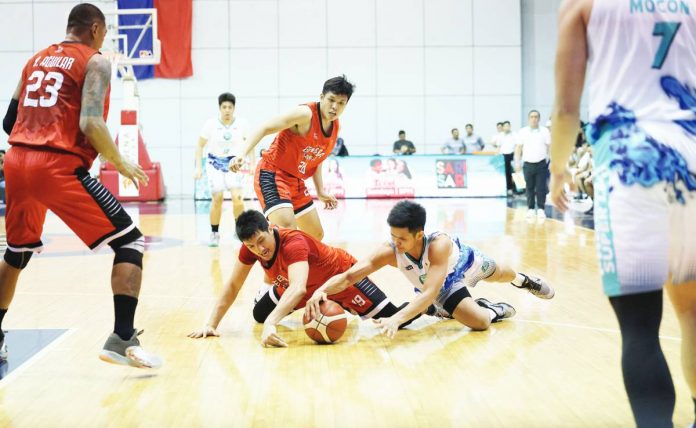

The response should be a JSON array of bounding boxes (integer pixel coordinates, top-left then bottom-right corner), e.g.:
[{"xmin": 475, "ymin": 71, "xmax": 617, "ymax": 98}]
[{"xmin": 154, "ymin": 0, "xmax": 193, "ymax": 78}]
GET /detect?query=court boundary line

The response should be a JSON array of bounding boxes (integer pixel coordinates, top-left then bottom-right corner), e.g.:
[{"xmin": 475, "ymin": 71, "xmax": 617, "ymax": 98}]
[{"xmin": 0, "ymin": 328, "xmax": 76, "ymax": 388}]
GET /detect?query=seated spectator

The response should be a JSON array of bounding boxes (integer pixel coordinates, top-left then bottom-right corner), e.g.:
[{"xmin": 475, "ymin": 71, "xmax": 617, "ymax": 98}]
[
  {"xmin": 392, "ymin": 130, "xmax": 416, "ymax": 155},
  {"xmin": 569, "ymin": 142, "xmax": 593, "ymax": 199},
  {"xmin": 462, "ymin": 124, "xmax": 484, "ymax": 153},
  {"xmin": 441, "ymin": 128, "xmax": 465, "ymax": 154},
  {"xmin": 331, "ymin": 136, "xmax": 349, "ymax": 156}
]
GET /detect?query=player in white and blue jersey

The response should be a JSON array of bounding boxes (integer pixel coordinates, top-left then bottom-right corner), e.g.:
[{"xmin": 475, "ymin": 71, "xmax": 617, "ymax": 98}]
[
  {"xmin": 194, "ymin": 93, "xmax": 254, "ymax": 246},
  {"xmin": 305, "ymin": 200, "xmax": 554, "ymax": 337},
  {"xmin": 550, "ymin": 1, "xmax": 696, "ymax": 426}
]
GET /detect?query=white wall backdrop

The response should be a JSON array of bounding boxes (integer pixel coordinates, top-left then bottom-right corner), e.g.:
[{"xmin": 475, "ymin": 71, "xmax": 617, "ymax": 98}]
[
  {"xmin": 0, "ymin": 0, "xmax": 523, "ymax": 197},
  {"xmin": 521, "ymin": 0, "xmax": 588, "ymax": 126}
]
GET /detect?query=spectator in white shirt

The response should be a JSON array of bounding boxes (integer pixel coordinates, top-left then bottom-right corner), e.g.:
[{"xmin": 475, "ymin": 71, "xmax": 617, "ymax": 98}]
[
  {"xmin": 515, "ymin": 110, "xmax": 551, "ymax": 219},
  {"xmin": 487, "ymin": 122, "xmax": 504, "ymax": 151},
  {"xmin": 441, "ymin": 128, "xmax": 465, "ymax": 154},
  {"xmin": 497, "ymin": 121, "xmax": 518, "ymax": 196}
]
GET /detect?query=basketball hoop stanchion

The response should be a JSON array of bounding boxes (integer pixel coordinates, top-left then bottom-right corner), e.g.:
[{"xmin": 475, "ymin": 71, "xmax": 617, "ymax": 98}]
[{"xmin": 99, "ymin": 8, "xmax": 166, "ymax": 202}]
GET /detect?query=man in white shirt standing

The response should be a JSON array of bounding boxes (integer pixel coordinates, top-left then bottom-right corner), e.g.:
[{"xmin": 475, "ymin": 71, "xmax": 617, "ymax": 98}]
[
  {"xmin": 194, "ymin": 93, "xmax": 254, "ymax": 247},
  {"xmin": 497, "ymin": 121, "xmax": 518, "ymax": 196},
  {"xmin": 487, "ymin": 122, "xmax": 504, "ymax": 151},
  {"xmin": 515, "ymin": 110, "xmax": 550, "ymax": 219}
]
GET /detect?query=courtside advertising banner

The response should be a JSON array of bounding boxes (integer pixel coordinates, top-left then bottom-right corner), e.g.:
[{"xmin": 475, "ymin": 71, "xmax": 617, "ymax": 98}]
[
  {"xmin": 305, "ymin": 154, "xmax": 506, "ymax": 198},
  {"xmin": 194, "ymin": 154, "xmax": 505, "ymax": 200}
]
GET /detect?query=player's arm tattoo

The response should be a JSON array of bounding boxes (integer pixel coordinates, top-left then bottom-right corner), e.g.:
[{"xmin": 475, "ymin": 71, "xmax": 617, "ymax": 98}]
[{"xmin": 81, "ymin": 56, "xmax": 112, "ymax": 119}]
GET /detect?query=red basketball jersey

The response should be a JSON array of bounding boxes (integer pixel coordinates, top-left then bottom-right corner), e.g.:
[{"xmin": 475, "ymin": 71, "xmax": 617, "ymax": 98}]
[
  {"xmin": 9, "ymin": 42, "xmax": 110, "ymax": 168},
  {"xmin": 238, "ymin": 227, "xmax": 355, "ymax": 292},
  {"xmin": 261, "ymin": 102, "xmax": 339, "ymax": 179}
]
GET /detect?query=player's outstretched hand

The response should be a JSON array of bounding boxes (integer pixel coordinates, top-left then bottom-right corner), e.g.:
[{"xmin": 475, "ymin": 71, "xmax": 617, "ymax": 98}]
[
  {"xmin": 261, "ymin": 324, "xmax": 288, "ymax": 348},
  {"xmin": 304, "ymin": 290, "xmax": 328, "ymax": 321},
  {"xmin": 229, "ymin": 156, "xmax": 245, "ymax": 173},
  {"xmin": 194, "ymin": 168, "xmax": 202, "ymax": 180},
  {"xmin": 373, "ymin": 317, "xmax": 400, "ymax": 340},
  {"xmin": 116, "ymin": 159, "xmax": 149, "ymax": 188},
  {"xmin": 550, "ymin": 169, "xmax": 574, "ymax": 213},
  {"xmin": 317, "ymin": 192, "xmax": 338, "ymax": 210},
  {"xmin": 187, "ymin": 325, "xmax": 220, "ymax": 339}
]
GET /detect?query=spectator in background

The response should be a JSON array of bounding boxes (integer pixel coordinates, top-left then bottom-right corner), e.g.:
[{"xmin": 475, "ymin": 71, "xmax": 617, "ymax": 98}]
[
  {"xmin": 497, "ymin": 121, "xmax": 518, "ymax": 196},
  {"xmin": 487, "ymin": 122, "xmax": 504, "ymax": 151},
  {"xmin": 463, "ymin": 124, "xmax": 484, "ymax": 153},
  {"xmin": 331, "ymin": 135, "xmax": 349, "ymax": 157},
  {"xmin": 515, "ymin": 110, "xmax": 551, "ymax": 220},
  {"xmin": 441, "ymin": 128, "xmax": 465, "ymax": 154},
  {"xmin": 392, "ymin": 130, "xmax": 416, "ymax": 155}
]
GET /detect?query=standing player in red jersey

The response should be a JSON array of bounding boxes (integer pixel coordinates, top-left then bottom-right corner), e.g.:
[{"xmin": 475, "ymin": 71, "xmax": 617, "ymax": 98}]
[
  {"xmin": 0, "ymin": 3, "xmax": 161, "ymax": 368},
  {"xmin": 229, "ymin": 76, "xmax": 354, "ymax": 241},
  {"xmin": 188, "ymin": 210, "xmax": 412, "ymax": 347}
]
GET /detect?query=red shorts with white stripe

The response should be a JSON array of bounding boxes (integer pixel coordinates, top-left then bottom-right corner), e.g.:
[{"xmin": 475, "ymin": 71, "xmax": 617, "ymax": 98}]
[{"xmin": 4, "ymin": 145, "xmax": 141, "ymax": 252}]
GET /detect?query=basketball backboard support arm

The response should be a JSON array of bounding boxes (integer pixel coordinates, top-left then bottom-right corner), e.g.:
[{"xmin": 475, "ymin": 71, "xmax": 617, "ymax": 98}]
[{"xmin": 98, "ymin": 6, "xmax": 165, "ymax": 201}]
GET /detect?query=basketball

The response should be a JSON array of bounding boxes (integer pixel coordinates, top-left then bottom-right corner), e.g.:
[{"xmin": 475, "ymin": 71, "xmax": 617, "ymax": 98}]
[{"xmin": 302, "ymin": 300, "xmax": 348, "ymax": 344}]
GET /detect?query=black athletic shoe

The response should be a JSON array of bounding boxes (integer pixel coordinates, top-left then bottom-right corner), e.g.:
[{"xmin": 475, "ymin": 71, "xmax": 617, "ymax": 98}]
[{"xmin": 475, "ymin": 298, "xmax": 516, "ymax": 322}]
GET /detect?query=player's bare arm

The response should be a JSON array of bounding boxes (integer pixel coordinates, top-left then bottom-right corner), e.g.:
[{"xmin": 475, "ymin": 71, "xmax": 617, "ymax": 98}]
[
  {"xmin": 261, "ymin": 261, "xmax": 310, "ymax": 347},
  {"xmin": 11, "ymin": 77, "xmax": 21, "ymax": 99},
  {"xmin": 550, "ymin": 0, "xmax": 590, "ymax": 212},
  {"xmin": 188, "ymin": 260, "xmax": 253, "ymax": 339},
  {"xmin": 2, "ymin": 78, "xmax": 23, "ymax": 135},
  {"xmin": 193, "ymin": 137, "xmax": 208, "ymax": 180},
  {"xmin": 230, "ymin": 105, "xmax": 313, "ymax": 171},
  {"xmin": 311, "ymin": 166, "xmax": 338, "ymax": 210},
  {"xmin": 375, "ymin": 236, "xmax": 450, "ymax": 339},
  {"xmin": 305, "ymin": 243, "xmax": 394, "ymax": 320},
  {"xmin": 80, "ymin": 54, "xmax": 148, "ymax": 187}
]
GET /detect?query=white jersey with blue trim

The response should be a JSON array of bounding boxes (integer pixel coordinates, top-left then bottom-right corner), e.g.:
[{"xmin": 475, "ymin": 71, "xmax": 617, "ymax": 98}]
[
  {"xmin": 587, "ymin": 0, "xmax": 696, "ymax": 151},
  {"xmin": 391, "ymin": 231, "xmax": 472, "ymax": 291},
  {"xmin": 200, "ymin": 117, "xmax": 248, "ymax": 158}
]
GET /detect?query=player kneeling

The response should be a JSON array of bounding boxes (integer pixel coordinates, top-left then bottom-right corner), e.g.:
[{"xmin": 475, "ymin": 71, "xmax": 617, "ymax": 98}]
[
  {"xmin": 188, "ymin": 210, "xmax": 411, "ymax": 347},
  {"xmin": 306, "ymin": 200, "xmax": 555, "ymax": 339}
]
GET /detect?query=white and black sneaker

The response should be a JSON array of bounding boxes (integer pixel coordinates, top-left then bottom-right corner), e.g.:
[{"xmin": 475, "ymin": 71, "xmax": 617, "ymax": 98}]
[
  {"xmin": 209, "ymin": 232, "xmax": 220, "ymax": 247},
  {"xmin": 514, "ymin": 273, "xmax": 555, "ymax": 299},
  {"xmin": 426, "ymin": 304, "xmax": 454, "ymax": 319},
  {"xmin": 475, "ymin": 298, "xmax": 516, "ymax": 322}
]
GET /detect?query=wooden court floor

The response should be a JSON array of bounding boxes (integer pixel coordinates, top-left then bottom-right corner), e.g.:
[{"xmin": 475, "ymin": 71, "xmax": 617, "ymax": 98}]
[{"xmin": 0, "ymin": 198, "xmax": 691, "ymax": 427}]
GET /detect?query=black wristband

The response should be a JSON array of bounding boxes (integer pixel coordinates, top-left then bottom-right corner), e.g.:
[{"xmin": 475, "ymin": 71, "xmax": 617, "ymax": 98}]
[{"xmin": 3, "ymin": 98, "xmax": 19, "ymax": 135}]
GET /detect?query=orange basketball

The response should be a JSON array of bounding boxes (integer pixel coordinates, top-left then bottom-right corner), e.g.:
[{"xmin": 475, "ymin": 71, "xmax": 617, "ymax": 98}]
[{"xmin": 302, "ymin": 300, "xmax": 348, "ymax": 344}]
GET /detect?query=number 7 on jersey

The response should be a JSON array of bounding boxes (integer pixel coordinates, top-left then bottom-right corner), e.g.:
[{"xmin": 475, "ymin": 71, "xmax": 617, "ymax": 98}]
[{"xmin": 652, "ymin": 22, "xmax": 681, "ymax": 70}]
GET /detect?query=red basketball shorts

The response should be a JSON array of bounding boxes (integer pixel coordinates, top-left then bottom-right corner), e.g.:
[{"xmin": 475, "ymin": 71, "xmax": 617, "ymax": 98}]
[
  {"xmin": 4, "ymin": 146, "xmax": 140, "ymax": 252},
  {"xmin": 254, "ymin": 160, "xmax": 314, "ymax": 218}
]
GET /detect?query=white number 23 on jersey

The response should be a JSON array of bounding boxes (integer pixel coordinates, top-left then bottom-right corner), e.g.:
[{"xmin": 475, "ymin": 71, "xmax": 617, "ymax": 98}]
[{"xmin": 23, "ymin": 70, "xmax": 64, "ymax": 108}]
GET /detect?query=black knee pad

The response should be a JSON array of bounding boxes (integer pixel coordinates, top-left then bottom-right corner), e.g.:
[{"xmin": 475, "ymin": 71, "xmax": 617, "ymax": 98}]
[
  {"xmin": 4, "ymin": 249, "xmax": 32, "ymax": 269},
  {"xmin": 112, "ymin": 236, "xmax": 145, "ymax": 268},
  {"xmin": 253, "ymin": 291, "xmax": 276, "ymax": 324}
]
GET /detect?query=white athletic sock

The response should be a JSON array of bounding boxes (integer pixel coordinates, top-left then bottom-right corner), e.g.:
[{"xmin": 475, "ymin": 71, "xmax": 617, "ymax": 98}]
[
  {"xmin": 486, "ymin": 308, "xmax": 497, "ymax": 321},
  {"xmin": 511, "ymin": 273, "xmax": 525, "ymax": 287}
]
